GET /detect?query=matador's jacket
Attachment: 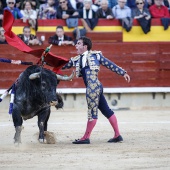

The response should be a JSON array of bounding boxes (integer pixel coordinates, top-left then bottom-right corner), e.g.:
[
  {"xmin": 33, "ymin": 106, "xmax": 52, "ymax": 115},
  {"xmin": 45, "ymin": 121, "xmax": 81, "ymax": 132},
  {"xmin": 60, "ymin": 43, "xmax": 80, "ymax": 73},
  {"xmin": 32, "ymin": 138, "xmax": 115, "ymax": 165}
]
[{"xmin": 62, "ymin": 50, "xmax": 127, "ymax": 120}]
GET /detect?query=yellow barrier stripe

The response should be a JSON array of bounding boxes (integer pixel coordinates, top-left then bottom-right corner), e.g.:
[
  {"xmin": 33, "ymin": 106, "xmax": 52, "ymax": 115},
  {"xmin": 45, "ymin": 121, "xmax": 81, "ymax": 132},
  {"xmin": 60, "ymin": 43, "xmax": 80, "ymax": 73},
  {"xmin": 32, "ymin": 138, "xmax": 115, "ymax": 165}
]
[
  {"xmin": 12, "ymin": 26, "xmax": 122, "ymax": 34},
  {"xmin": 12, "ymin": 26, "xmax": 170, "ymax": 42},
  {"xmin": 12, "ymin": 27, "xmax": 36, "ymax": 35},
  {"xmin": 123, "ymin": 26, "xmax": 170, "ymax": 42}
]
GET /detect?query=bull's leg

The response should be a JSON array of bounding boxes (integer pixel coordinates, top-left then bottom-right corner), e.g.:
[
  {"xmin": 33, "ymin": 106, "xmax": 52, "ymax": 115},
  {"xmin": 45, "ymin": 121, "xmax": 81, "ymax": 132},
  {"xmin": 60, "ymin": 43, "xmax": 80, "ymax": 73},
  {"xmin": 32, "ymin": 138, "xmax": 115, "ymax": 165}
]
[
  {"xmin": 37, "ymin": 107, "xmax": 50, "ymax": 143},
  {"xmin": 44, "ymin": 111, "xmax": 50, "ymax": 132},
  {"xmin": 12, "ymin": 105, "xmax": 23, "ymax": 144}
]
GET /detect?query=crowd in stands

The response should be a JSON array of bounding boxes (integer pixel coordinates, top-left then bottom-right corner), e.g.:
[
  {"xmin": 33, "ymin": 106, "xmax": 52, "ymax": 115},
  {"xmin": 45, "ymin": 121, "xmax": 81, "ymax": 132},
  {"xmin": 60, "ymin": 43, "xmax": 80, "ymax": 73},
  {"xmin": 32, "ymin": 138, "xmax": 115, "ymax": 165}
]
[{"xmin": 0, "ymin": 0, "xmax": 170, "ymax": 45}]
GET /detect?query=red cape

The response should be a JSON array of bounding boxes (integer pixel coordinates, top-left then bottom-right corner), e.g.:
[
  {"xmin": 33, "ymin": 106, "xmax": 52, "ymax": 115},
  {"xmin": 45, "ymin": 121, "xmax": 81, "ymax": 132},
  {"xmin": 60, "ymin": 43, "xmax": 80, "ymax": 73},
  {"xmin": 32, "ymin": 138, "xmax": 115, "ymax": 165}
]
[{"xmin": 2, "ymin": 10, "xmax": 69, "ymax": 72}]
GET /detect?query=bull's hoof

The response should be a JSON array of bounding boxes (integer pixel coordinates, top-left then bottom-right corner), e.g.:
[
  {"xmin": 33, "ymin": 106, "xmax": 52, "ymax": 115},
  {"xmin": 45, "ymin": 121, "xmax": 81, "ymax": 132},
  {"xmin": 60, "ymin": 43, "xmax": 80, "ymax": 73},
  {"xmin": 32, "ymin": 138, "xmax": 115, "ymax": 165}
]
[
  {"xmin": 14, "ymin": 126, "xmax": 22, "ymax": 144},
  {"xmin": 39, "ymin": 138, "xmax": 45, "ymax": 143}
]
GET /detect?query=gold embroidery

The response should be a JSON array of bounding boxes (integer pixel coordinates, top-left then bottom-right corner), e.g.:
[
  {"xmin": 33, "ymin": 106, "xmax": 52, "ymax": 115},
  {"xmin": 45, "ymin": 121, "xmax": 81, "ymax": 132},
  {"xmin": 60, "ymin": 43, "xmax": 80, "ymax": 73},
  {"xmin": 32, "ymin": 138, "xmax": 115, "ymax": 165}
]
[{"xmin": 90, "ymin": 50, "xmax": 101, "ymax": 54}]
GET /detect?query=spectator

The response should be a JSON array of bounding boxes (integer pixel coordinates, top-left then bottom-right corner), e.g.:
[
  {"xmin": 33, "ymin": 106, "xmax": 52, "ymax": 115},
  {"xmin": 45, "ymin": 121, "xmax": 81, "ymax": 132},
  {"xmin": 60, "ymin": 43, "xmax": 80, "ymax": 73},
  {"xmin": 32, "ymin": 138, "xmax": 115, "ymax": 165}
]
[
  {"xmin": 56, "ymin": 0, "xmax": 79, "ymax": 19},
  {"xmin": 0, "ymin": 27, "xmax": 7, "ymax": 44},
  {"xmin": 38, "ymin": 0, "xmax": 57, "ymax": 19},
  {"xmin": 112, "ymin": 0, "xmax": 132, "ymax": 32},
  {"xmin": 132, "ymin": 0, "xmax": 151, "ymax": 19},
  {"xmin": 149, "ymin": 0, "xmax": 170, "ymax": 18},
  {"xmin": 20, "ymin": 0, "xmax": 37, "ymax": 29},
  {"xmin": 0, "ymin": 1, "xmax": 4, "ymax": 27},
  {"xmin": 48, "ymin": 25, "xmax": 75, "ymax": 46},
  {"xmin": 96, "ymin": 0, "xmax": 114, "ymax": 19},
  {"xmin": 19, "ymin": 0, "xmax": 40, "ymax": 11},
  {"xmin": 108, "ymin": 0, "xmax": 118, "ymax": 8},
  {"xmin": 132, "ymin": 0, "xmax": 151, "ymax": 33},
  {"xmin": 4, "ymin": 0, "xmax": 23, "ymax": 19},
  {"xmin": 78, "ymin": 0, "xmax": 98, "ymax": 31},
  {"xmin": 112, "ymin": 0, "xmax": 131, "ymax": 19},
  {"xmin": 18, "ymin": 26, "xmax": 42, "ymax": 45}
]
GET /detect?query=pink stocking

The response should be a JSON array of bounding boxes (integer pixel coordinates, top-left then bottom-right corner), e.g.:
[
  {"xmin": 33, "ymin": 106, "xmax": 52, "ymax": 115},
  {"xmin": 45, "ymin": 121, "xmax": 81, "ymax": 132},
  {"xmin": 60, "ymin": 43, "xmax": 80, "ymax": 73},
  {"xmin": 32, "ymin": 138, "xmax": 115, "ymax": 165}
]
[
  {"xmin": 80, "ymin": 119, "xmax": 97, "ymax": 140},
  {"xmin": 108, "ymin": 114, "xmax": 120, "ymax": 138}
]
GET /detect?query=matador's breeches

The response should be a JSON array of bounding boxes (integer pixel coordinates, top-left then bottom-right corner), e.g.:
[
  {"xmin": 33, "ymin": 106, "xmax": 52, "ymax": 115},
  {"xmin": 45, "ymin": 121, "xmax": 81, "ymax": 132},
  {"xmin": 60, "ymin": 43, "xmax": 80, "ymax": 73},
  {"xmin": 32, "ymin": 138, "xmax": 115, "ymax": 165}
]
[{"xmin": 86, "ymin": 79, "xmax": 102, "ymax": 120}]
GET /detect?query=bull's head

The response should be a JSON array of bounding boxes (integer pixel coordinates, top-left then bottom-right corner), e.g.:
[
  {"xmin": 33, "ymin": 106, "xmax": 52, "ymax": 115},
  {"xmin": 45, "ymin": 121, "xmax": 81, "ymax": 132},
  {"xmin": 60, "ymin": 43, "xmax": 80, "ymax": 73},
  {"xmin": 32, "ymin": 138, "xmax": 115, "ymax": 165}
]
[
  {"xmin": 29, "ymin": 70, "xmax": 74, "ymax": 107},
  {"xmin": 29, "ymin": 70, "xmax": 75, "ymax": 81}
]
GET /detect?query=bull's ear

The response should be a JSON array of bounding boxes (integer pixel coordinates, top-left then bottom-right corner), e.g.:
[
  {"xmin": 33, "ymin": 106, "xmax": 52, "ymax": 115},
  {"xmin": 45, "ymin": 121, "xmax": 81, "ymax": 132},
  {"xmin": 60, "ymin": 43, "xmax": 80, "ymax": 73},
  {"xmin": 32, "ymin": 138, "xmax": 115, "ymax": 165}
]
[
  {"xmin": 56, "ymin": 70, "xmax": 75, "ymax": 81},
  {"xmin": 29, "ymin": 72, "xmax": 41, "ymax": 80}
]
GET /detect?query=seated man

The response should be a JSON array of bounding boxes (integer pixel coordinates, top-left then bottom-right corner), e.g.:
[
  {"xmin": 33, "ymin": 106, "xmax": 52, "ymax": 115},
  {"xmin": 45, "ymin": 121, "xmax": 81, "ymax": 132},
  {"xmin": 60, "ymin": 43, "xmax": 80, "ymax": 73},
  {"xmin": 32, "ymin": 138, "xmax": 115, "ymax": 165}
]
[
  {"xmin": 4, "ymin": 0, "xmax": 23, "ymax": 19},
  {"xmin": 38, "ymin": 0, "xmax": 57, "ymax": 19},
  {"xmin": 56, "ymin": 0, "xmax": 79, "ymax": 19},
  {"xmin": 18, "ymin": 26, "xmax": 42, "ymax": 46},
  {"xmin": 112, "ymin": 0, "xmax": 132, "ymax": 32},
  {"xmin": 112, "ymin": 0, "xmax": 131, "ymax": 19},
  {"xmin": 48, "ymin": 25, "xmax": 75, "ymax": 46},
  {"xmin": 96, "ymin": 0, "xmax": 114, "ymax": 19},
  {"xmin": 78, "ymin": 0, "xmax": 98, "ymax": 31},
  {"xmin": 149, "ymin": 0, "xmax": 170, "ymax": 18}
]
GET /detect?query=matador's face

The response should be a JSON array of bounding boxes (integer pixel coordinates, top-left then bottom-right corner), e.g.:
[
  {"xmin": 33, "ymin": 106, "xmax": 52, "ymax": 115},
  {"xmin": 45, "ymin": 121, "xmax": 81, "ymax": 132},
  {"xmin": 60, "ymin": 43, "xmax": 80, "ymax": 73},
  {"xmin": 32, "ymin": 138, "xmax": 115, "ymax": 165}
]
[{"xmin": 75, "ymin": 40, "xmax": 87, "ymax": 55}]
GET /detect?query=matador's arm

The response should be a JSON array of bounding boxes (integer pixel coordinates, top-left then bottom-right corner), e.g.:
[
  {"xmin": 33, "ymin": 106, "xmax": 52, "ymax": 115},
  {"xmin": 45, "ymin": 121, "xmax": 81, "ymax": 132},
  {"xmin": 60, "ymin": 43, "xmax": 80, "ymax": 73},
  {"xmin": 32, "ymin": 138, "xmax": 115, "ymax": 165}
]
[
  {"xmin": 99, "ymin": 53, "xmax": 127, "ymax": 76},
  {"xmin": 62, "ymin": 59, "xmax": 73, "ymax": 70},
  {"xmin": 62, "ymin": 55, "xmax": 80, "ymax": 70}
]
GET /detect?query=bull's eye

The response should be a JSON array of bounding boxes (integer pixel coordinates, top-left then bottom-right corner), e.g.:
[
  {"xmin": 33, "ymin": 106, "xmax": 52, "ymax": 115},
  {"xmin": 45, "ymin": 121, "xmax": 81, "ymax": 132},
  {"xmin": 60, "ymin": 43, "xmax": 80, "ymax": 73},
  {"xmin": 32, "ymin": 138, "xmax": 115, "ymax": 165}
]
[{"xmin": 41, "ymin": 82, "xmax": 46, "ymax": 89}]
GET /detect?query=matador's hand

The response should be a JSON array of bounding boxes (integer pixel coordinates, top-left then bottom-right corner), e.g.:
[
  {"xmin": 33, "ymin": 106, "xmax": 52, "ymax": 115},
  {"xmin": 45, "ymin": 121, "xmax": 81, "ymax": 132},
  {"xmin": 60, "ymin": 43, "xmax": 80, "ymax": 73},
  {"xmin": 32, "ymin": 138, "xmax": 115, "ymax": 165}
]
[{"xmin": 124, "ymin": 73, "xmax": 130, "ymax": 83}]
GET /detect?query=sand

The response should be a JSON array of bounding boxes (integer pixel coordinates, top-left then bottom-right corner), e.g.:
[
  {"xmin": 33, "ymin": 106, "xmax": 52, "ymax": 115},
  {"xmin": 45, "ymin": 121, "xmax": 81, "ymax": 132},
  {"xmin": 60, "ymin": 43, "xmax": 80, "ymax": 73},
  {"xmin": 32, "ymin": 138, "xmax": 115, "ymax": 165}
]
[{"xmin": 0, "ymin": 108, "xmax": 170, "ymax": 170}]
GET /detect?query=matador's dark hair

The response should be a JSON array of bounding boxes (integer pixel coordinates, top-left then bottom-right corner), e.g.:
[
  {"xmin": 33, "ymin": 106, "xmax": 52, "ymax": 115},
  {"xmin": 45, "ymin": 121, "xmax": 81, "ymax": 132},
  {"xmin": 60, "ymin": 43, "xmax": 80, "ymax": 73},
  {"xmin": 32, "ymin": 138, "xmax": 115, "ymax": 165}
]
[{"xmin": 79, "ymin": 36, "xmax": 92, "ymax": 51}]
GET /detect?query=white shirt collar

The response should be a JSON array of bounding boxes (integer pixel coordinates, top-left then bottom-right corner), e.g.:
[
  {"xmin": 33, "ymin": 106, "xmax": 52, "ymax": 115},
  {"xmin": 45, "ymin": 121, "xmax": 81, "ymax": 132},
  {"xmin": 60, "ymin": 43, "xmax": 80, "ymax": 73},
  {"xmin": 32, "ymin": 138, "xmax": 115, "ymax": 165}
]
[
  {"xmin": 24, "ymin": 35, "xmax": 29, "ymax": 41},
  {"xmin": 81, "ymin": 51, "xmax": 90, "ymax": 67},
  {"xmin": 58, "ymin": 36, "xmax": 64, "ymax": 41}
]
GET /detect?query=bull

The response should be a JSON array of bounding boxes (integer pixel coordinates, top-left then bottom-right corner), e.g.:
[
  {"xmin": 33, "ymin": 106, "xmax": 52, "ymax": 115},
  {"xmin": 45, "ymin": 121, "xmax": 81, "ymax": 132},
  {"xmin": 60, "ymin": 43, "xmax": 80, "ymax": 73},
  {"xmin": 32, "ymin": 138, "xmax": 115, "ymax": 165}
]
[{"xmin": 12, "ymin": 65, "xmax": 74, "ymax": 144}]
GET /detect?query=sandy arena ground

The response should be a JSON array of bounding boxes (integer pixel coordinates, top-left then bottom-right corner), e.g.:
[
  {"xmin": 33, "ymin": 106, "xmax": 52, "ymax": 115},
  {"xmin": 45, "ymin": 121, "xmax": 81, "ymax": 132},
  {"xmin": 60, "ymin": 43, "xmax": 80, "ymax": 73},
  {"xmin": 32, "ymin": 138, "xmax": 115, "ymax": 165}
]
[{"xmin": 0, "ymin": 107, "xmax": 170, "ymax": 170}]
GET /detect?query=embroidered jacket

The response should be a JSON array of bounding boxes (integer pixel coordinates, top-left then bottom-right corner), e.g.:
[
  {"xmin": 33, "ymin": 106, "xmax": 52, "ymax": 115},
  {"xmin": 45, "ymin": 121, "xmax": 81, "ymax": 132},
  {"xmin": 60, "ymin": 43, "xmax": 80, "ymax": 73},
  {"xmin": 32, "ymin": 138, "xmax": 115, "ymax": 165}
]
[{"xmin": 62, "ymin": 50, "xmax": 127, "ymax": 77}]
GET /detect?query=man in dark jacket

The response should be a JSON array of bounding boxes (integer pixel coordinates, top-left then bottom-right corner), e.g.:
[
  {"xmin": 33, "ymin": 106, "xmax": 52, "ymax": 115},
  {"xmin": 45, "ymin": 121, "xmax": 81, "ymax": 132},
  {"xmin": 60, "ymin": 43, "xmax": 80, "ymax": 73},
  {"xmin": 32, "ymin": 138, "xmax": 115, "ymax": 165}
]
[
  {"xmin": 17, "ymin": 26, "xmax": 42, "ymax": 46},
  {"xmin": 56, "ymin": 0, "xmax": 79, "ymax": 19},
  {"xmin": 96, "ymin": 0, "xmax": 114, "ymax": 19},
  {"xmin": 48, "ymin": 25, "xmax": 75, "ymax": 46}
]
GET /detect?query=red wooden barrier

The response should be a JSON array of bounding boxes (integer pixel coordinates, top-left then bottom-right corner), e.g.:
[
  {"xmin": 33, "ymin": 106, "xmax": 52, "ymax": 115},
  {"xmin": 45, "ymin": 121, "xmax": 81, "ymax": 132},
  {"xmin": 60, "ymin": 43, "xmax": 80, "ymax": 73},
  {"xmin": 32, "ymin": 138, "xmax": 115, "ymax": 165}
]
[{"xmin": 0, "ymin": 42, "xmax": 170, "ymax": 89}]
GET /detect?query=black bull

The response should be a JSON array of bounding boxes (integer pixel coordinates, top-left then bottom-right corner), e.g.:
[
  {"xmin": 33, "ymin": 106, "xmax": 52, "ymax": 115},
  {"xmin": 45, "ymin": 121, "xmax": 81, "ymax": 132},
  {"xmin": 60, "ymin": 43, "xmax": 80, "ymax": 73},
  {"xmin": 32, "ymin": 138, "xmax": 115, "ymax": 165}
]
[{"xmin": 12, "ymin": 65, "xmax": 74, "ymax": 143}]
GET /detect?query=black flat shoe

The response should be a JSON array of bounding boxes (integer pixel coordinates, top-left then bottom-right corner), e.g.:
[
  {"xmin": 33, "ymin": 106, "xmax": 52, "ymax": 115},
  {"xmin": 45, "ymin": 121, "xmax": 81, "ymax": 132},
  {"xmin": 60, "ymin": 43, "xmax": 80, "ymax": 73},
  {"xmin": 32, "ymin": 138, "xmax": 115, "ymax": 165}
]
[
  {"xmin": 108, "ymin": 135, "xmax": 123, "ymax": 143},
  {"xmin": 72, "ymin": 138, "xmax": 90, "ymax": 144}
]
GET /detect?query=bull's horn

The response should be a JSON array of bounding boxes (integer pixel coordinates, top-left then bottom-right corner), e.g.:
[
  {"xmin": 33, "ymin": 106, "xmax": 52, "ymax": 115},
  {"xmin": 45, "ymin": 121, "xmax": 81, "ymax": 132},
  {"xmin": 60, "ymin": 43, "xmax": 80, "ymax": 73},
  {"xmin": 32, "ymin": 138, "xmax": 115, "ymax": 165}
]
[
  {"xmin": 29, "ymin": 72, "xmax": 41, "ymax": 80},
  {"xmin": 56, "ymin": 70, "xmax": 75, "ymax": 81}
]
